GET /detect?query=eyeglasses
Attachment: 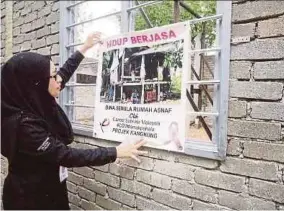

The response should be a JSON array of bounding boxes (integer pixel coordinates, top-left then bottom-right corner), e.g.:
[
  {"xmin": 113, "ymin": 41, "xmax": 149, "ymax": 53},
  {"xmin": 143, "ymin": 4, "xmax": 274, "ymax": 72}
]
[{"xmin": 50, "ymin": 75, "xmax": 57, "ymax": 80}]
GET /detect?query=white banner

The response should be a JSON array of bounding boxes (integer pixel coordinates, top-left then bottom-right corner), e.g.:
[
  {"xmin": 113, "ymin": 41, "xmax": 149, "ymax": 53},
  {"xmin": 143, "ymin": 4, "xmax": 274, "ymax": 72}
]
[{"xmin": 94, "ymin": 22, "xmax": 190, "ymax": 152}]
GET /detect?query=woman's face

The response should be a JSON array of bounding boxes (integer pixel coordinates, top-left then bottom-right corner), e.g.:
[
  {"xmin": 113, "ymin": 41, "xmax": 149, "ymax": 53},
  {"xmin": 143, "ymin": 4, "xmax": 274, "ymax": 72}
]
[{"xmin": 48, "ymin": 61, "xmax": 62, "ymax": 98}]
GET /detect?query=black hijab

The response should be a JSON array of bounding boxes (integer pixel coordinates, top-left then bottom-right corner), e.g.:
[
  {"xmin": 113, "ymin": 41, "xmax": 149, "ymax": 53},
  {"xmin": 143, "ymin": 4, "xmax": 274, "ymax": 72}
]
[{"xmin": 1, "ymin": 52, "xmax": 73, "ymax": 162}]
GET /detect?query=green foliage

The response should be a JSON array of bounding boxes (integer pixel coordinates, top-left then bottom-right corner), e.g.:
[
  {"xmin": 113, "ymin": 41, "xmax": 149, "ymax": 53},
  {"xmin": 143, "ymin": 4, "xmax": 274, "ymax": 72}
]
[
  {"xmin": 134, "ymin": 0, "xmax": 216, "ymax": 46},
  {"xmin": 171, "ymin": 74, "xmax": 182, "ymax": 94}
]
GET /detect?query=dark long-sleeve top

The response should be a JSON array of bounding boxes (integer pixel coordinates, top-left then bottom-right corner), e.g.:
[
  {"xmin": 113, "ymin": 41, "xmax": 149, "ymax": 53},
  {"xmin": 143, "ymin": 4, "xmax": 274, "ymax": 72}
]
[{"xmin": 2, "ymin": 51, "xmax": 117, "ymax": 210}]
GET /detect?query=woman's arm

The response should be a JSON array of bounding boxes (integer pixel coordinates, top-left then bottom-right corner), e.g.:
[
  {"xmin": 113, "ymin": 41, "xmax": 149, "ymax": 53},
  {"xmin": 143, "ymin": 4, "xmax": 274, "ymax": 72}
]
[
  {"xmin": 18, "ymin": 116, "xmax": 146, "ymax": 168},
  {"xmin": 57, "ymin": 32, "xmax": 102, "ymax": 89}
]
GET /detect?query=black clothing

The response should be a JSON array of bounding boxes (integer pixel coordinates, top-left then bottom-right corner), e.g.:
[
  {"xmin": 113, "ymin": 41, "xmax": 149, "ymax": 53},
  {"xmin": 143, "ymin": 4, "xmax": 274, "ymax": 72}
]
[{"xmin": 1, "ymin": 51, "xmax": 117, "ymax": 210}]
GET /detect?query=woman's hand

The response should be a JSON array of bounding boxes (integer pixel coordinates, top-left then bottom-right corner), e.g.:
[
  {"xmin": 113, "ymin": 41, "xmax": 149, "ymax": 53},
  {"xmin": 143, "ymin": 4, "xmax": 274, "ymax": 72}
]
[
  {"xmin": 116, "ymin": 139, "xmax": 148, "ymax": 163},
  {"xmin": 78, "ymin": 32, "xmax": 103, "ymax": 55}
]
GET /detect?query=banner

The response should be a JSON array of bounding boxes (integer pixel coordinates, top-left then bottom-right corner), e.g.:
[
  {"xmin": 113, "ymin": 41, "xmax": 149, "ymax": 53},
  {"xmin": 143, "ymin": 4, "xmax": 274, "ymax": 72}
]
[{"xmin": 94, "ymin": 22, "xmax": 189, "ymax": 152}]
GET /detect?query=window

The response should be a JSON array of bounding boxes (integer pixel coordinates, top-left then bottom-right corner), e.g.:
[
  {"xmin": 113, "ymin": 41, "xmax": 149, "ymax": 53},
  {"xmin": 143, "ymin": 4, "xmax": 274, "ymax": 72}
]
[{"xmin": 59, "ymin": 1, "xmax": 232, "ymax": 159}]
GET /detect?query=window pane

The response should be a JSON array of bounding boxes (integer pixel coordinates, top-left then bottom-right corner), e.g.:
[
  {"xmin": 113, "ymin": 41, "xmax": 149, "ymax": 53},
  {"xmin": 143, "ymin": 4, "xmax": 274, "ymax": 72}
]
[
  {"xmin": 72, "ymin": 1, "xmax": 121, "ymax": 22},
  {"xmin": 186, "ymin": 115, "xmax": 215, "ymax": 143},
  {"xmin": 131, "ymin": 1, "xmax": 217, "ymax": 47},
  {"xmin": 71, "ymin": 86, "xmax": 96, "ymax": 126}
]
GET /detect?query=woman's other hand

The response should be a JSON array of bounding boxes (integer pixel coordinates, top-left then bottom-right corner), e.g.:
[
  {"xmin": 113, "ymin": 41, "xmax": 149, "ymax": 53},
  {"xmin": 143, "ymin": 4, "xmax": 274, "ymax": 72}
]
[
  {"xmin": 116, "ymin": 139, "xmax": 148, "ymax": 163},
  {"xmin": 78, "ymin": 32, "xmax": 102, "ymax": 55}
]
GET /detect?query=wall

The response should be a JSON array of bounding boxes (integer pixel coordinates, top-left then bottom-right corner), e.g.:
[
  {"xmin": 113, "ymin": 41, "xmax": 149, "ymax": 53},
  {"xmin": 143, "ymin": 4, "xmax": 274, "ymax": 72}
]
[{"xmin": 1, "ymin": 1, "xmax": 284, "ymax": 210}]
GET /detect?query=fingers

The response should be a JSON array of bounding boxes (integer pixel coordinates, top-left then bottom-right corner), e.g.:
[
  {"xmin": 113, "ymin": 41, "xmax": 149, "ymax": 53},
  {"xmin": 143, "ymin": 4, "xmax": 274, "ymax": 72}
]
[
  {"xmin": 134, "ymin": 139, "xmax": 147, "ymax": 149},
  {"xmin": 131, "ymin": 154, "xmax": 141, "ymax": 163}
]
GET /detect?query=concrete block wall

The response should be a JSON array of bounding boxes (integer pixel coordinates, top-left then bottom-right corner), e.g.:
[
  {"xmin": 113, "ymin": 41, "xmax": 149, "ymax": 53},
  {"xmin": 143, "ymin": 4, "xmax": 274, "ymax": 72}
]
[
  {"xmin": 1, "ymin": 0, "xmax": 284, "ymax": 210},
  {"xmin": 1, "ymin": 0, "xmax": 6, "ymax": 65}
]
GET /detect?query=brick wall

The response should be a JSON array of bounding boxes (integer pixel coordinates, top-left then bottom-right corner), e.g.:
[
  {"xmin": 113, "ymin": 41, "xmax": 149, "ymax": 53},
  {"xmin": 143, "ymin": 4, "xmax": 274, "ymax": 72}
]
[
  {"xmin": 1, "ymin": 1, "xmax": 284, "ymax": 210},
  {"xmin": 1, "ymin": 0, "xmax": 6, "ymax": 65}
]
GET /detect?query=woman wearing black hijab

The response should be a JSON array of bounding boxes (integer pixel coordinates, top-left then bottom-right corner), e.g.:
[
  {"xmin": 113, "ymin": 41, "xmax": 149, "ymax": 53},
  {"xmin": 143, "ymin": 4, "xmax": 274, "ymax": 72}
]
[{"xmin": 1, "ymin": 32, "xmax": 147, "ymax": 210}]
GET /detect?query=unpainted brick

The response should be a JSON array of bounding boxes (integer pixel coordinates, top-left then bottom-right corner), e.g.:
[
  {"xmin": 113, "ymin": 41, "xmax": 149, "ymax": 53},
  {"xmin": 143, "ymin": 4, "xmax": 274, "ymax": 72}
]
[
  {"xmin": 195, "ymin": 169, "xmax": 245, "ymax": 193},
  {"xmin": 38, "ymin": 5, "xmax": 52, "ymax": 18},
  {"xmin": 231, "ymin": 39, "xmax": 284, "ymax": 60},
  {"xmin": 37, "ymin": 46, "xmax": 51, "ymax": 55},
  {"xmin": 230, "ymin": 61, "xmax": 251, "ymax": 80},
  {"xmin": 121, "ymin": 178, "xmax": 152, "ymax": 198},
  {"xmin": 232, "ymin": 23, "xmax": 255, "ymax": 38},
  {"xmin": 220, "ymin": 157, "xmax": 278, "ymax": 181},
  {"xmin": 21, "ymin": 23, "xmax": 32, "ymax": 33},
  {"xmin": 67, "ymin": 181, "xmax": 78, "ymax": 194},
  {"xmin": 14, "ymin": 1, "xmax": 25, "ymax": 11},
  {"xmin": 232, "ymin": 1, "xmax": 284, "ymax": 22},
  {"xmin": 243, "ymin": 141, "xmax": 284, "ymax": 163},
  {"xmin": 152, "ymin": 188, "xmax": 192, "ymax": 210},
  {"xmin": 46, "ymin": 34, "xmax": 59, "ymax": 45},
  {"xmin": 137, "ymin": 169, "xmax": 171, "ymax": 189},
  {"xmin": 228, "ymin": 100, "xmax": 247, "ymax": 118},
  {"xmin": 228, "ymin": 120, "xmax": 281, "ymax": 141},
  {"xmin": 73, "ymin": 167, "xmax": 94, "ymax": 178},
  {"xmin": 81, "ymin": 199, "xmax": 101, "ymax": 210},
  {"xmin": 249, "ymin": 178, "xmax": 284, "ymax": 203},
  {"xmin": 24, "ymin": 12, "xmax": 37, "ymax": 24},
  {"xmin": 94, "ymin": 170, "xmax": 120, "ymax": 188},
  {"xmin": 254, "ymin": 61, "xmax": 284, "ymax": 80},
  {"xmin": 109, "ymin": 163, "xmax": 135, "ymax": 180},
  {"xmin": 83, "ymin": 178, "xmax": 106, "ymax": 195},
  {"xmin": 32, "ymin": 1, "xmax": 45, "ymax": 11},
  {"xmin": 257, "ymin": 15, "xmax": 284, "ymax": 38},
  {"xmin": 51, "ymin": 43, "xmax": 59, "ymax": 55},
  {"xmin": 107, "ymin": 187, "xmax": 135, "ymax": 207},
  {"xmin": 68, "ymin": 192, "xmax": 80, "ymax": 207},
  {"xmin": 172, "ymin": 179, "xmax": 217, "ymax": 203},
  {"xmin": 32, "ymin": 18, "xmax": 45, "ymax": 30},
  {"xmin": 46, "ymin": 11, "xmax": 59, "ymax": 25},
  {"xmin": 92, "ymin": 164, "xmax": 109, "ymax": 172},
  {"xmin": 229, "ymin": 81, "xmax": 283, "ymax": 100},
  {"xmin": 77, "ymin": 186, "xmax": 96, "ymax": 202},
  {"xmin": 219, "ymin": 190, "xmax": 276, "ymax": 210},
  {"xmin": 193, "ymin": 200, "xmax": 229, "ymax": 210},
  {"xmin": 52, "ymin": 1, "xmax": 59, "ymax": 11},
  {"xmin": 227, "ymin": 139, "xmax": 242, "ymax": 156},
  {"xmin": 251, "ymin": 102, "xmax": 284, "ymax": 121},
  {"xmin": 136, "ymin": 196, "xmax": 171, "ymax": 210},
  {"xmin": 171, "ymin": 154, "xmax": 219, "ymax": 169},
  {"xmin": 21, "ymin": 41, "xmax": 31, "ymax": 51},
  {"xmin": 96, "ymin": 195, "xmax": 121, "ymax": 210},
  {"xmin": 21, "ymin": 7, "xmax": 31, "ymax": 16},
  {"xmin": 153, "ymin": 160, "xmax": 195, "ymax": 181},
  {"xmin": 36, "ymin": 26, "xmax": 50, "ymax": 39},
  {"xmin": 24, "ymin": 31, "xmax": 36, "ymax": 41},
  {"xmin": 69, "ymin": 204, "xmax": 81, "ymax": 210},
  {"xmin": 50, "ymin": 22, "xmax": 59, "ymax": 34}
]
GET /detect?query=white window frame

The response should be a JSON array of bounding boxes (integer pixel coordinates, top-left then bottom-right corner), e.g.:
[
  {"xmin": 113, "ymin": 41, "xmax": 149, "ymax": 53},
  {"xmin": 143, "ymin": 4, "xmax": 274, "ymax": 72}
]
[{"xmin": 59, "ymin": 1, "xmax": 232, "ymax": 160}]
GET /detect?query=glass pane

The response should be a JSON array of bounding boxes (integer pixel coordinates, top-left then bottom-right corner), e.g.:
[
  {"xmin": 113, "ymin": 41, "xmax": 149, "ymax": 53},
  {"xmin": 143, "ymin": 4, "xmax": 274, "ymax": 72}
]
[
  {"xmin": 72, "ymin": 1, "xmax": 121, "ymax": 22},
  {"xmin": 131, "ymin": 1, "xmax": 217, "ymax": 48},
  {"xmin": 186, "ymin": 84, "xmax": 218, "ymax": 114},
  {"xmin": 72, "ymin": 85, "xmax": 96, "ymax": 126},
  {"xmin": 73, "ymin": 107, "xmax": 94, "ymax": 126}
]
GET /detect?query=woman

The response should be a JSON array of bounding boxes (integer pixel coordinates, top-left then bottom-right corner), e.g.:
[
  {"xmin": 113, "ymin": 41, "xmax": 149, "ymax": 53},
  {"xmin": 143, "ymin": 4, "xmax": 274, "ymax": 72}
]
[{"xmin": 1, "ymin": 32, "xmax": 146, "ymax": 210}]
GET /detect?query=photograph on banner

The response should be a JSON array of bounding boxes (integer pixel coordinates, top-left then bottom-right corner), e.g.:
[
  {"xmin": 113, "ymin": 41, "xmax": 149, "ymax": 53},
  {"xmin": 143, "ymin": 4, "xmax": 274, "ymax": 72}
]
[
  {"xmin": 94, "ymin": 22, "xmax": 188, "ymax": 152},
  {"xmin": 100, "ymin": 40, "xmax": 183, "ymax": 105}
]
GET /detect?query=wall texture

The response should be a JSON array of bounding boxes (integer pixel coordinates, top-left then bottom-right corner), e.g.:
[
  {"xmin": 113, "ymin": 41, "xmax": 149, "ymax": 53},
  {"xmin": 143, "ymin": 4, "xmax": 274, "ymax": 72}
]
[{"xmin": 1, "ymin": 1, "xmax": 284, "ymax": 210}]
